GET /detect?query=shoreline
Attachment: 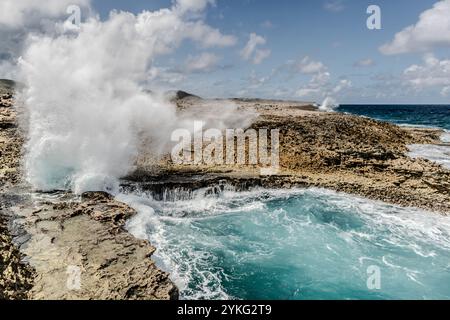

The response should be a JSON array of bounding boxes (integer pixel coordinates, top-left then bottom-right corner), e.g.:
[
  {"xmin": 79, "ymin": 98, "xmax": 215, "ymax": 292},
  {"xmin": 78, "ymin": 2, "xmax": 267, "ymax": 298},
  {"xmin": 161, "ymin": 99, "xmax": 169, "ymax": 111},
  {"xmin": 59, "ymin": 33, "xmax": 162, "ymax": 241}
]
[
  {"xmin": 1, "ymin": 90, "xmax": 450, "ymax": 299},
  {"xmin": 1, "ymin": 90, "xmax": 177, "ymax": 299}
]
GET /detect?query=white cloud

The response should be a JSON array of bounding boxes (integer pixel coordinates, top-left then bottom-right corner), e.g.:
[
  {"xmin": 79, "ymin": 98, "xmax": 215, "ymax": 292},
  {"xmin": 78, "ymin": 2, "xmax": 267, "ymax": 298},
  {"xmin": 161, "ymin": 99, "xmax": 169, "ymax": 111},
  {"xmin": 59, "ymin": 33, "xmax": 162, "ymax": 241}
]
[
  {"xmin": 0, "ymin": 0, "xmax": 91, "ymax": 29},
  {"xmin": 292, "ymin": 56, "xmax": 352, "ymax": 101},
  {"xmin": 241, "ymin": 33, "xmax": 265, "ymax": 60},
  {"xmin": 247, "ymin": 70, "xmax": 271, "ymax": 89},
  {"xmin": 403, "ymin": 53, "xmax": 450, "ymax": 96},
  {"xmin": 184, "ymin": 21, "xmax": 237, "ymax": 48},
  {"xmin": 240, "ymin": 33, "xmax": 271, "ymax": 64},
  {"xmin": 260, "ymin": 20, "xmax": 274, "ymax": 29},
  {"xmin": 296, "ymin": 88, "xmax": 321, "ymax": 98},
  {"xmin": 323, "ymin": 0, "xmax": 345, "ymax": 12},
  {"xmin": 354, "ymin": 58, "xmax": 375, "ymax": 67},
  {"xmin": 333, "ymin": 79, "xmax": 352, "ymax": 94},
  {"xmin": 0, "ymin": 0, "xmax": 93, "ymax": 81},
  {"xmin": 0, "ymin": 0, "xmax": 235, "ymax": 75},
  {"xmin": 252, "ymin": 49, "xmax": 271, "ymax": 65},
  {"xmin": 185, "ymin": 52, "xmax": 220, "ymax": 72},
  {"xmin": 380, "ymin": 0, "xmax": 450, "ymax": 55},
  {"xmin": 295, "ymin": 56, "xmax": 327, "ymax": 74},
  {"xmin": 293, "ymin": 56, "xmax": 330, "ymax": 98},
  {"xmin": 148, "ymin": 67, "xmax": 186, "ymax": 85},
  {"xmin": 174, "ymin": 0, "xmax": 215, "ymax": 14}
]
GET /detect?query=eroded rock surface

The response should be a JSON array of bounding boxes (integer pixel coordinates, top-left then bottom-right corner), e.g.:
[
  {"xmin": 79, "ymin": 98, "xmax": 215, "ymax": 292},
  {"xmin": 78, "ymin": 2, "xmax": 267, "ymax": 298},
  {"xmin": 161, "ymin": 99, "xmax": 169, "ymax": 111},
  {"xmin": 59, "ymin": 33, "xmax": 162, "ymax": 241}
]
[
  {"xmin": 133, "ymin": 97, "xmax": 450, "ymax": 214},
  {"xmin": 9, "ymin": 192, "xmax": 178, "ymax": 300},
  {"xmin": 1, "ymin": 90, "xmax": 35, "ymax": 300},
  {"xmin": 1, "ymin": 90, "xmax": 177, "ymax": 300}
]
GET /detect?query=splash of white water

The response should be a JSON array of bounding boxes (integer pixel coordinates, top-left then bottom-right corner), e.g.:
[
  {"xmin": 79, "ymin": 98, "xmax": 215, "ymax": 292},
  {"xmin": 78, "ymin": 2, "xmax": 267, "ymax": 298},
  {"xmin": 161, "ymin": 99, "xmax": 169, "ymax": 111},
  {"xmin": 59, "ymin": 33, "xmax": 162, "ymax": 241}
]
[
  {"xmin": 318, "ymin": 97, "xmax": 338, "ymax": 112},
  {"xmin": 18, "ymin": 1, "xmax": 246, "ymax": 194}
]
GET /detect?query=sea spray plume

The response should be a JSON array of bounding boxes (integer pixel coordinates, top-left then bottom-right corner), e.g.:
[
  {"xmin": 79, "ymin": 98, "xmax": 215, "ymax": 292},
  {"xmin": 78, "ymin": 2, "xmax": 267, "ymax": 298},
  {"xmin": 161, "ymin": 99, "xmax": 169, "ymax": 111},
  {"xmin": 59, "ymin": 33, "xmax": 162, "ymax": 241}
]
[
  {"xmin": 19, "ymin": 1, "xmax": 237, "ymax": 194},
  {"xmin": 318, "ymin": 97, "xmax": 339, "ymax": 112}
]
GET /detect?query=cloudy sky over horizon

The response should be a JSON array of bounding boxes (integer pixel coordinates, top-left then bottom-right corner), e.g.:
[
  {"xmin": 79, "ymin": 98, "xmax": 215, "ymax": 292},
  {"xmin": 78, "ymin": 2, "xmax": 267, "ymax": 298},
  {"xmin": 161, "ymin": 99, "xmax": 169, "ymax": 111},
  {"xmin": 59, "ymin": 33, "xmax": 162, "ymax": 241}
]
[{"xmin": 1, "ymin": 0, "xmax": 450, "ymax": 104}]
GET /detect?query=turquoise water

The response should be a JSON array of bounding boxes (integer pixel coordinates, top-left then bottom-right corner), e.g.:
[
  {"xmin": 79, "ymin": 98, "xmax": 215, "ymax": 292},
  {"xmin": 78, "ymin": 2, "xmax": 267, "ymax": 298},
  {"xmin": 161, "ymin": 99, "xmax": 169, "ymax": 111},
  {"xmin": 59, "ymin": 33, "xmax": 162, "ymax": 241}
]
[{"xmin": 119, "ymin": 188, "xmax": 450, "ymax": 300}]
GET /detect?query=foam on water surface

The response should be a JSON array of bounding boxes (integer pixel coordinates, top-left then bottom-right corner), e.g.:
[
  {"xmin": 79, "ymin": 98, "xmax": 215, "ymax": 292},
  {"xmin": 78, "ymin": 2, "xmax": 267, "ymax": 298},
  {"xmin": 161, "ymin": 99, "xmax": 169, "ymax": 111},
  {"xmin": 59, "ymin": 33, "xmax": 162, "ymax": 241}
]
[
  {"xmin": 118, "ymin": 187, "xmax": 450, "ymax": 300},
  {"xmin": 408, "ymin": 144, "xmax": 450, "ymax": 169}
]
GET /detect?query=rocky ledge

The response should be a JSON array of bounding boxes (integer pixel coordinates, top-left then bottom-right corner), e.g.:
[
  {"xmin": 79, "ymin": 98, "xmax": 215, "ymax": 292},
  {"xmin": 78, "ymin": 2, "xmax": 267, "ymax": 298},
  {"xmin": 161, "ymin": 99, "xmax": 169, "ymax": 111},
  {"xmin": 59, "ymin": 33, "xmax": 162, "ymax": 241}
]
[
  {"xmin": 132, "ymin": 96, "xmax": 450, "ymax": 214},
  {"xmin": 1, "ymin": 90, "xmax": 177, "ymax": 300},
  {"xmin": 1, "ymin": 87, "xmax": 449, "ymax": 300}
]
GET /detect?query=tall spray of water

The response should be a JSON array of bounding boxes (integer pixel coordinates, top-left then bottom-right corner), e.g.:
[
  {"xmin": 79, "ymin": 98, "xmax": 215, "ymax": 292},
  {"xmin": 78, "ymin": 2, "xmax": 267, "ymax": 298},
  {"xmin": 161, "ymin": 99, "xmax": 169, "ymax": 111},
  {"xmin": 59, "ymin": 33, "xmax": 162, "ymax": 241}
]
[
  {"xmin": 318, "ymin": 97, "xmax": 339, "ymax": 112},
  {"xmin": 18, "ymin": 1, "xmax": 242, "ymax": 194}
]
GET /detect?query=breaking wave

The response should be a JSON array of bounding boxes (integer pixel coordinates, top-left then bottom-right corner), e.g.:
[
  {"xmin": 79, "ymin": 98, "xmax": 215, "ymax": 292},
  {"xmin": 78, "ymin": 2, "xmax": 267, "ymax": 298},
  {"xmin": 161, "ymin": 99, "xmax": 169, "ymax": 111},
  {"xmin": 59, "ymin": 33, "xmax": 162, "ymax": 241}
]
[{"xmin": 118, "ymin": 187, "xmax": 450, "ymax": 300}]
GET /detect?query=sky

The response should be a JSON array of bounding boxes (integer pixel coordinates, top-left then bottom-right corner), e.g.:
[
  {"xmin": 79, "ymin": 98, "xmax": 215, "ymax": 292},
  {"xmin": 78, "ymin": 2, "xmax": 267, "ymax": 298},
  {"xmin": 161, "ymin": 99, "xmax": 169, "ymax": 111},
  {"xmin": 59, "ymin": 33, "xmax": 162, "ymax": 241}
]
[{"xmin": 1, "ymin": 0, "xmax": 450, "ymax": 104}]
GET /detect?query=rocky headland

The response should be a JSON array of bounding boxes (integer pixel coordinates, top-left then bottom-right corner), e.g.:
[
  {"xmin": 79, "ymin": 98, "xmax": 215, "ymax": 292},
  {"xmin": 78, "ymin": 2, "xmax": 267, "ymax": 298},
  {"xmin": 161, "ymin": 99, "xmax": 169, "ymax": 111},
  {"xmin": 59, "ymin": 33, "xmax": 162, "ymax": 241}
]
[{"xmin": 1, "ymin": 83, "xmax": 449, "ymax": 299}]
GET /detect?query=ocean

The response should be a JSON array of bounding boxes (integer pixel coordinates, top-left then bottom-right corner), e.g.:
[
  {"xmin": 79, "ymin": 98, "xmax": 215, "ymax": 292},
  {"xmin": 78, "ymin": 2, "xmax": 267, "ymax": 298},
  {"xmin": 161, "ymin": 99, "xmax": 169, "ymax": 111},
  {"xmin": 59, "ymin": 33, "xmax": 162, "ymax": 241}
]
[
  {"xmin": 120, "ymin": 188, "xmax": 450, "ymax": 300},
  {"xmin": 337, "ymin": 105, "xmax": 450, "ymax": 131},
  {"xmin": 121, "ymin": 105, "xmax": 450, "ymax": 300},
  {"xmin": 338, "ymin": 105, "xmax": 450, "ymax": 145}
]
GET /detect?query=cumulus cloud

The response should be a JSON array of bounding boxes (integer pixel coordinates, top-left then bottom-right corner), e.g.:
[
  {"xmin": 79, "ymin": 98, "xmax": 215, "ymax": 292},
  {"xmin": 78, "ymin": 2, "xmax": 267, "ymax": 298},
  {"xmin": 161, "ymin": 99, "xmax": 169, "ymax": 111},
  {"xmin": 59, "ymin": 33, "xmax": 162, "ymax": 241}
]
[
  {"xmin": 185, "ymin": 52, "xmax": 221, "ymax": 72},
  {"xmin": 240, "ymin": 33, "xmax": 271, "ymax": 64},
  {"xmin": 0, "ymin": 0, "xmax": 91, "ymax": 29},
  {"xmin": 295, "ymin": 56, "xmax": 327, "ymax": 74},
  {"xmin": 403, "ymin": 53, "xmax": 450, "ymax": 96},
  {"xmin": 332, "ymin": 79, "xmax": 352, "ymax": 94},
  {"xmin": 323, "ymin": 0, "xmax": 345, "ymax": 12},
  {"xmin": 252, "ymin": 49, "xmax": 271, "ymax": 65},
  {"xmin": 183, "ymin": 22, "xmax": 237, "ymax": 48},
  {"xmin": 0, "ymin": 0, "xmax": 92, "ymax": 78},
  {"xmin": 380, "ymin": 0, "xmax": 450, "ymax": 55},
  {"xmin": 294, "ymin": 57, "xmax": 331, "ymax": 98},
  {"xmin": 354, "ymin": 58, "xmax": 375, "ymax": 67},
  {"xmin": 174, "ymin": 0, "xmax": 216, "ymax": 14},
  {"xmin": 293, "ymin": 56, "xmax": 351, "ymax": 101},
  {"xmin": 260, "ymin": 20, "xmax": 274, "ymax": 29}
]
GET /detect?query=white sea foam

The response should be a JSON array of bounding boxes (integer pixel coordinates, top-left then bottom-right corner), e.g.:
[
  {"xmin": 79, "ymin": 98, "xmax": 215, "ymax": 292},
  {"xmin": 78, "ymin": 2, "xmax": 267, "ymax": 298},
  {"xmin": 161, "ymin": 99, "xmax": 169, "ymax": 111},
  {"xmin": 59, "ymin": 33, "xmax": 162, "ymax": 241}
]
[
  {"xmin": 17, "ymin": 1, "xmax": 251, "ymax": 194},
  {"xmin": 408, "ymin": 144, "xmax": 450, "ymax": 169},
  {"xmin": 441, "ymin": 130, "xmax": 450, "ymax": 143},
  {"xmin": 119, "ymin": 186, "xmax": 450, "ymax": 299},
  {"xmin": 318, "ymin": 97, "xmax": 338, "ymax": 112}
]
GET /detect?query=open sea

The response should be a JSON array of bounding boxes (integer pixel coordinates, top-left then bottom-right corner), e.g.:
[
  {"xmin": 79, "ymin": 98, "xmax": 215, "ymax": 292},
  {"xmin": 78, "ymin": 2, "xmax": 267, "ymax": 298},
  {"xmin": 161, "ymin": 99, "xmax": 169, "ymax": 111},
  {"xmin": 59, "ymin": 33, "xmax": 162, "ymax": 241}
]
[{"xmin": 121, "ymin": 105, "xmax": 450, "ymax": 300}]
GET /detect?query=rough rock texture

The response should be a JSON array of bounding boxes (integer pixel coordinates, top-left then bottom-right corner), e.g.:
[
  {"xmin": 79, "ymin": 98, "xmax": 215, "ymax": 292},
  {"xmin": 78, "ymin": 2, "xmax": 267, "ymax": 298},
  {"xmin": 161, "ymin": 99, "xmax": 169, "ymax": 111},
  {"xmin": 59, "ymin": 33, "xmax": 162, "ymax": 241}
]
[
  {"xmin": 132, "ymin": 97, "xmax": 450, "ymax": 214},
  {"xmin": 1, "ymin": 91, "xmax": 35, "ymax": 299},
  {"xmin": 2, "ymin": 87, "xmax": 450, "ymax": 300},
  {"xmin": 9, "ymin": 192, "xmax": 178, "ymax": 300},
  {"xmin": 0, "ymin": 91, "xmax": 177, "ymax": 300},
  {"xmin": 0, "ymin": 213, "xmax": 34, "ymax": 299}
]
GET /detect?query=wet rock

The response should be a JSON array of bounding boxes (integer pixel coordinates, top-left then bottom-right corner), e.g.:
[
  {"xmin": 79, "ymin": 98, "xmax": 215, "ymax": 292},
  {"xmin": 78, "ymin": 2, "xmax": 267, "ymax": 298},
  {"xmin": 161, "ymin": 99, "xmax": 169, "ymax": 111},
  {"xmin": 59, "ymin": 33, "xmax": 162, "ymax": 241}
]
[{"xmin": 0, "ymin": 92, "xmax": 178, "ymax": 300}]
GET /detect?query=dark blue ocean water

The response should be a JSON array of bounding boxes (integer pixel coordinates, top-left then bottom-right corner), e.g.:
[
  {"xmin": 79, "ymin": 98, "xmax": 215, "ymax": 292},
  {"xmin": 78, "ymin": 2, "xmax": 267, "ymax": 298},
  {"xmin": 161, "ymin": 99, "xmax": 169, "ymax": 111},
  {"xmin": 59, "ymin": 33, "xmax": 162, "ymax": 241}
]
[{"xmin": 338, "ymin": 105, "xmax": 450, "ymax": 130}]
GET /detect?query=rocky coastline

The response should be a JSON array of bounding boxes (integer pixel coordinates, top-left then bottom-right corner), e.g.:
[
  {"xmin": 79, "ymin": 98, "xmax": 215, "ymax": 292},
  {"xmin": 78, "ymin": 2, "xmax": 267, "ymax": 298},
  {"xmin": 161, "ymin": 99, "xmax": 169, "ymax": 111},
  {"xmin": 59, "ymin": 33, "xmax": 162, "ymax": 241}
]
[
  {"xmin": 1, "ymin": 88, "xmax": 177, "ymax": 300},
  {"xmin": 133, "ymin": 96, "xmax": 450, "ymax": 213},
  {"xmin": 1, "ymin": 85, "xmax": 449, "ymax": 299}
]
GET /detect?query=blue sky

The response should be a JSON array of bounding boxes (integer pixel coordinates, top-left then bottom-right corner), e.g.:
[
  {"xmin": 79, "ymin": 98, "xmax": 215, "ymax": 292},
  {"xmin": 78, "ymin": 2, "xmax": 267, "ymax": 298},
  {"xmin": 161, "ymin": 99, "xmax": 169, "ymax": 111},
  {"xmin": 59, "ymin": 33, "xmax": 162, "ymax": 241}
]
[{"xmin": 3, "ymin": 0, "xmax": 449, "ymax": 104}]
